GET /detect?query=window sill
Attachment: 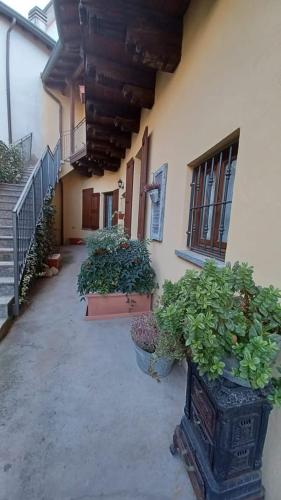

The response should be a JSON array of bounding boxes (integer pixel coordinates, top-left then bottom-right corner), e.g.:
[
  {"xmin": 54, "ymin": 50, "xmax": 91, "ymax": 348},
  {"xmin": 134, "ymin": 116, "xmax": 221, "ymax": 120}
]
[{"xmin": 175, "ymin": 249, "xmax": 225, "ymax": 269}]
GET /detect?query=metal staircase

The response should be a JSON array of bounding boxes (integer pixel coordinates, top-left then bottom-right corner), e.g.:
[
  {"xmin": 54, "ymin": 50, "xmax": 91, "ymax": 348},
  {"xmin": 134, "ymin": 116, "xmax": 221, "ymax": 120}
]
[{"xmin": 0, "ymin": 136, "xmax": 61, "ymax": 334}]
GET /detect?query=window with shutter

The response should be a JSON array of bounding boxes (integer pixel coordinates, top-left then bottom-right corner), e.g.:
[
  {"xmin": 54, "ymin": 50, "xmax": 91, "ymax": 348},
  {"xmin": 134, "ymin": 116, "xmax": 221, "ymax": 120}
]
[{"xmin": 150, "ymin": 163, "xmax": 168, "ymax": 242}]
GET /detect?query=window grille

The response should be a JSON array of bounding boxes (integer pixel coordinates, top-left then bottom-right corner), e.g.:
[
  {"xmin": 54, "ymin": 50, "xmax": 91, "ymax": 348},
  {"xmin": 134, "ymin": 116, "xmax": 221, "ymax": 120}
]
[{"xmin": 187, "ymin": 141, "xmax": 239, "ymax": 260}]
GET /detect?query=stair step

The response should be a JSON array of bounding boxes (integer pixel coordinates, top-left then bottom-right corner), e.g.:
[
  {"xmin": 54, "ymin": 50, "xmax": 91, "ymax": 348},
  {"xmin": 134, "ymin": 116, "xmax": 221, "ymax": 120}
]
[
  {"xmin": 0, "ymin": 296, "xmax": 13, "ymax": 317},
  {"xmin": 0, "ymin": 237, "xmax": 13, "ymax": 248},
  {"xmin": 0, "ymin": 209, "xmax": 13, "ymax": 218},
  {"xmin": 0, "ymin": 201, "xmax": 16, "ymax": 210},
  {"xmin": 0, "ymin": 277, "xmax": 14, "ymax": 295},
  {"xmin": 0, "ymin": 183, "xmax": 25, "ymax": 189},
  {"xmin": 0, "ymin": 316, "xmax": 12, "ymax": 341},
  {"xmin": 0, "ymin": 226, "xmax": 13, "ymax": 236},
  {"xmin": 0, "ymin": 248, "xmax": 13, "ymax": 261},
  {"xmin": 0, "ymin": 261, "xmax": 14, "ymax": 277},
  {"xmin": 0, "ymin": 193, "xmax": 20, "ymax": 200}
]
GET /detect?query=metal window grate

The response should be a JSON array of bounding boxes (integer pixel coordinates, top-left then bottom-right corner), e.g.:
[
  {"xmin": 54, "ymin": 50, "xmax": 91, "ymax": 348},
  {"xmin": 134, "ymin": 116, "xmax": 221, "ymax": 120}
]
[{"xmin": 187, "ymin": 141, "xmax": 239, "ymax": 260}]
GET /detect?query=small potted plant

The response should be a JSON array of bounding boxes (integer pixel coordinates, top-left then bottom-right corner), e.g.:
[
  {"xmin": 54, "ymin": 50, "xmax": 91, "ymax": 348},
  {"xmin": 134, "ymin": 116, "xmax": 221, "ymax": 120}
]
[
  {"xmin": 131, "ymin": 313, "xmax": 174, "ymax": 377},
  {"xmin": 144, "ymin": 182, "xmax": 160, "ymax": 204}
]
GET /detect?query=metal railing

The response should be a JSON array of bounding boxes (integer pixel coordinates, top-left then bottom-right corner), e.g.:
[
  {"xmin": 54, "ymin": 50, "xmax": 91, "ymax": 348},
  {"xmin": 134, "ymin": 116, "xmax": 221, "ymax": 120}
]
[
  {"xmin": 13, "ymin": 133, "xmax": 33, "ymax": 164},
  {"xmin": 13, "ymin": 140, "xmax": 61, "ymax": 316},
  {"xmin": 74, "ymin": 117, "xmax": 86, "ymax": 155},
  {"xmin": 61, "ymin": 117, "xmax": 86, "ymax": 162}
]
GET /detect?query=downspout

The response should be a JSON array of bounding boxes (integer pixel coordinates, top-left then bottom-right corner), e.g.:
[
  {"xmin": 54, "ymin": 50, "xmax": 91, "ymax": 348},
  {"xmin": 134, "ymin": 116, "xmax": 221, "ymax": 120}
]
[{"xmin": 6, "ymin": 17, "xmax": 16, "ymax": 144}]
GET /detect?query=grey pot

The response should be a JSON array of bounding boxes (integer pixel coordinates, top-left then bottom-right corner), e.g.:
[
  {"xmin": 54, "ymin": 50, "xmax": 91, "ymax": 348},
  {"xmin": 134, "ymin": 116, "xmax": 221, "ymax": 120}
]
[{"xmin": 134, "ymin": 343, "xmax": 174, "ymax": 378}]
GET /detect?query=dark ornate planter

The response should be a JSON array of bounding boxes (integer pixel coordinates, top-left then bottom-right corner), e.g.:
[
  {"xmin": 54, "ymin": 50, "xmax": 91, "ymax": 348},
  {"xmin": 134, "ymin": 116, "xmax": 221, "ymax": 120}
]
[{"xmin": 170, "ymin": 362, "xmax": 272, "ymax": 500}]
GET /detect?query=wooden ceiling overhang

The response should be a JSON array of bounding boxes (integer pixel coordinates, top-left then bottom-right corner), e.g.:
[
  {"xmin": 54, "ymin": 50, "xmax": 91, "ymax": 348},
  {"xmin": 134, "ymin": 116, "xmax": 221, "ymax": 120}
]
[{"xmin": 42, "ymin": 0, "xmax": 190, "ymax": 175}]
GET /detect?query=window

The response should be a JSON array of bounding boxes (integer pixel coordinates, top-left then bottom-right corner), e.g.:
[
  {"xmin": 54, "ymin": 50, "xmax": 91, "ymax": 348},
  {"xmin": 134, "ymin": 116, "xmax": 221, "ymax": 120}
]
[
  {"xmin": 104, "ymin": 192, "xmax": 113, "ymax": 228},
  {"xmin": 104, "ymin": 189, "xmax": 119, "ymax": 228},
  {"xmin": 187, "ymin": 140, "xmax": 238, "ymax": 260},
  {"xmin": 150, "ymin": 163, "xmax": 168, "ymax": 241}
]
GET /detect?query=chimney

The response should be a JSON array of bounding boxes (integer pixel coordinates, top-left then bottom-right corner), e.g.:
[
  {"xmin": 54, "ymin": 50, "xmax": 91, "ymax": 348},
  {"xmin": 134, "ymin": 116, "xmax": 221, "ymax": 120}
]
[{"xmin": 28, "ymin": 6, "xmax": 47, "ymax": 32}]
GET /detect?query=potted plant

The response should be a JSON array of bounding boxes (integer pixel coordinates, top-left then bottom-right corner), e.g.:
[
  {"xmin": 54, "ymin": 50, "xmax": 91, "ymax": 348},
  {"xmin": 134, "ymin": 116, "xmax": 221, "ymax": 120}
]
[
  {"xmin": 131, "ymin": 313, "xmax": 174, "ymax": 377},
  {"xmin": 156, "ymin": 260, "xmax": 281, "ymax": 400},
  {"xmin": 77, "ymin": 227, "xmax": 156, "ymax": 320},
  {"xmin": 156, "ymin": 261, "xmax": 281, "ymax": 499},
  {"xmin": 144, "ymin": 182, "xmax": 160, "ymax": 204}
]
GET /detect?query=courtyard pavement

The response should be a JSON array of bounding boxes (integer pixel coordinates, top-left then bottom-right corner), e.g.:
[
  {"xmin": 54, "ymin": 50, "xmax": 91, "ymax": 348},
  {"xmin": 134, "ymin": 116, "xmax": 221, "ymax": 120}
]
[{"xmin": 0, "ymin": 246, "xmax": 195, "ymax": 500}]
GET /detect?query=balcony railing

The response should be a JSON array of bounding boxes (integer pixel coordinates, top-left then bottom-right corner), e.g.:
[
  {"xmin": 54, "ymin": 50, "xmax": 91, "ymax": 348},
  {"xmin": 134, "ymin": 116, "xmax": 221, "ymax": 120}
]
[
  {"xmin": 61, "ymin": 118, "xmax": 86, "ymax": 162},
  {"xmin": 74, "ymin": 117, "xmax": 86, "ymax": 155},
  {"xmin": 13, "ymin": 140, "xmax": 61, "ymax": 315}
]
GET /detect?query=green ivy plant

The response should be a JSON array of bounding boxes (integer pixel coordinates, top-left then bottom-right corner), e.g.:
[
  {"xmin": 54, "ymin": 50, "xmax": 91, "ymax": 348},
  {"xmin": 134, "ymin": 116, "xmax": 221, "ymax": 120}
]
[
  {"xmin": 155, "ymin": 261, "xmax": 281, "ymax": 404},
  {"xmin": 19, "ymin": 191, "xmax": 56, "ymax": 303},
  {"xmin": 78, "ymin": 227, "xmax": 156, "ymax": 296},
  {"xmin": 0, "ymin": 141, "xmax": 24, "ymax": 183}
]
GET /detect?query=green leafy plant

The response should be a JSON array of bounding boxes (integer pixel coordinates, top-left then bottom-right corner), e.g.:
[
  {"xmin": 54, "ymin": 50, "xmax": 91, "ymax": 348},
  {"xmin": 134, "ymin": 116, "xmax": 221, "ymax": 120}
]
[
  {"xmin": 0, "ymin": 140, "xmax": 24, "ymax": 183},
  {"xmin": 20, "ymin": 191, "xmax": 56, "ymax": 303},
  {"xmin": 156, "ymin": 261, "xmax": 281, "ymax": 404},
  {"xmin": 78, "ymin": 227, "xmax": 156, "ymax": 296}
]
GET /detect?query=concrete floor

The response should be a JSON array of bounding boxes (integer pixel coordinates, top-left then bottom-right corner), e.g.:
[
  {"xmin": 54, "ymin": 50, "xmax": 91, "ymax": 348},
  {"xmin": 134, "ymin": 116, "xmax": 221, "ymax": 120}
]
[{"xmin": 0, "ymin": 246, "xmax": 195, "ymax": 500}]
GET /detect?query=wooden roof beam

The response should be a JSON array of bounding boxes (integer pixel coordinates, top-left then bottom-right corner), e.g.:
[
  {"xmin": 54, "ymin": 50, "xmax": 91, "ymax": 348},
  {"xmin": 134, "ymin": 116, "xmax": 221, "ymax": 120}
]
[
  {"xmin": 85, "ymin": 54, "xmax": 155, "ymax": 89},
  {"xmin": 87, "ymin": 123, "xmax": 132, "ymax": 149},
  {"xmin": 87, "ymin": 140, "xmax": 126, "ymax": 159}
]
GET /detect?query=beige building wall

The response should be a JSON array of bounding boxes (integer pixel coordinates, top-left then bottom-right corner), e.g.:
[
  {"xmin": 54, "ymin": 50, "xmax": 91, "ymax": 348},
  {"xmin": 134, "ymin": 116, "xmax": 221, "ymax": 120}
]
[
  {"xmin": 0, "ymin": 15, "xmax": 56, "ymax": 158},
  {"xmin": 59, "ymin": 2, "xmax": 281, "ymax": 496}
]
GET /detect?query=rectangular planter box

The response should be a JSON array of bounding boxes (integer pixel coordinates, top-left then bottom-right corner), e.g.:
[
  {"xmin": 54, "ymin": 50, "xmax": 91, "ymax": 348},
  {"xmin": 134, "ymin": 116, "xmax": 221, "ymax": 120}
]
[{"xmin": 85, "ymin": 292, "xmax": 152, "ymax": 320}]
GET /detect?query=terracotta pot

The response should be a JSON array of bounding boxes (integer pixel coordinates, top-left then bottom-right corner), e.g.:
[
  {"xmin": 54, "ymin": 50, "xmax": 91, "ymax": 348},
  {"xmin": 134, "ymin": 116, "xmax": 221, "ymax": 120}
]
[
  {"xmin": 47, "ymin": 253, "xmax": 61, "ymax": 269},
  {"xmin": 85, "ymin": 292, "xmax": 152, "ymax": 320},
  {"xmin": 69, "ymin": 238, "xmax": 85, "ymax": 245}
]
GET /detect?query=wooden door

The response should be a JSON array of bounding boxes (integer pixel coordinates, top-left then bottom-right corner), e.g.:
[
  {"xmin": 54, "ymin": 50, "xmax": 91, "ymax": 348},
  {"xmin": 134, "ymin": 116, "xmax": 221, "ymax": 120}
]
[
  {"xmin": 124, "ymin": 158, "xmax": 134, "ymax": 238},
  {"xmin": 82, "ymin": 188, "xmax": 93, "ymax": 229},
  {"xmin": 82, "ymin": 189, "xmax": 100, "ymax": 230},
  {"xmin": 112, "ymin": 189, "xmax": 119, "ymax": 226},
  {"xmin": 137, "ymin": 127, "xmax": 149, "ymax": 240}
]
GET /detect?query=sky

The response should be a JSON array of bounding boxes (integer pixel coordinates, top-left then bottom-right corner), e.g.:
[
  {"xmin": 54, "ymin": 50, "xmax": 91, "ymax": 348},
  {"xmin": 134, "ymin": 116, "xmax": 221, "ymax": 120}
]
[{"xmin": 4, "ymin": 0, "xmax": 47, "ymax": 17}]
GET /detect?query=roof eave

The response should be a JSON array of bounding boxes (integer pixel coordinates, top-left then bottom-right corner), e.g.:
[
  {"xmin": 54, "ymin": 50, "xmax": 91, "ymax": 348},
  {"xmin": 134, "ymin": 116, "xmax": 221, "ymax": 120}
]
[{"xmin": 0, "ymin": 0, "xmax": 55, "ymax": 50}]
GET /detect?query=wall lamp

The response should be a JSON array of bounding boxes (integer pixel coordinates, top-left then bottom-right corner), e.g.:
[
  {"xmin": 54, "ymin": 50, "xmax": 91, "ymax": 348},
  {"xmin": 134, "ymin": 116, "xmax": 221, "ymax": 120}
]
[{"xmin": 118, "ymin": 178, "xmax": 124, "ymax": 189}]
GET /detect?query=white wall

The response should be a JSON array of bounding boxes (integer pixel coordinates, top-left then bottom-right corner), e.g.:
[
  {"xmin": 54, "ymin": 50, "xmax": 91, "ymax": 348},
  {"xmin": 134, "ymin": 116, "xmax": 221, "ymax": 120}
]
[
  {"xmin": 0, "ymin": 16, "xmax": 58, "ymax": 159},
  {"xmin": 0, "ymin": 16, "xmax": 10, "ymax": 144}
]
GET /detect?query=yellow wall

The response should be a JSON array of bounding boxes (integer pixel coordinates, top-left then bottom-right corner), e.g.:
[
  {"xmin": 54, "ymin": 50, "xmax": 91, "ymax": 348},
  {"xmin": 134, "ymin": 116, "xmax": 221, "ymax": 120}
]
[
  {"xmin": 61, "ymin": 169, "xmax": 126, "ymax": 242},
  {"xmin": 59, "ymin": 2, "xmax": 281, "ymax": 496}
]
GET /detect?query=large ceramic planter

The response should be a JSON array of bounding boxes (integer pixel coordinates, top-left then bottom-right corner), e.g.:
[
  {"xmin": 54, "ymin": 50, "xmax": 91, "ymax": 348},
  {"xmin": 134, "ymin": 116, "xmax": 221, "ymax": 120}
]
[
  {"xmin": 134, "ymin": 343, "xmax": 174, "ymax": 377},
  {"xmin": 85, "ymin": 292, "xmax": 152, "ymax": 320}
]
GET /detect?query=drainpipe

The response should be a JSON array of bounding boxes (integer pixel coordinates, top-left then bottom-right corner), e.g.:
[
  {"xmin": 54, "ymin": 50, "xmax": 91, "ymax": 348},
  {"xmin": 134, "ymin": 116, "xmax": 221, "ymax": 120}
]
[
  {"xmin": 6, "ymin": 17, "xmax": 16, "ymax": 144},
  {"xmin": 43, "ymin": 84, "xmax": 63, "ymax": 141}
]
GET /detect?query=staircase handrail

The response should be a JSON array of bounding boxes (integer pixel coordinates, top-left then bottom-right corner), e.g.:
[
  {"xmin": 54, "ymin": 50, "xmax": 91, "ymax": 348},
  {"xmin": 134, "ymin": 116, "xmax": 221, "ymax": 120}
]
[
  {"xmin": 13, "ymin": 139, "xmax": 61, "ymax": 315},
  {"xmin": 13, "ymin": 132, "xmax": 33, "ymax": 164}
]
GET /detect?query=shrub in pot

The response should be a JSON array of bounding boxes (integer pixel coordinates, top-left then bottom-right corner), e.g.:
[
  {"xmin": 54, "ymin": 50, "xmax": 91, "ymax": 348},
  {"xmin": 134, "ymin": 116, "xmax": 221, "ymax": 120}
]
[
  {"xmin": 131, "ymin": 313, "xmax": 174, "ymax": 377},
  {"xmin": 156, "ymin": 260, "xmax": 281, "ymax": 405},
  {"xmin": 0, "ymin": 140, "xmax": 23, "ymax": 183},
  {"xmin": 77, "ymin": 227, "xmax": 156, "ymax": 319}
]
